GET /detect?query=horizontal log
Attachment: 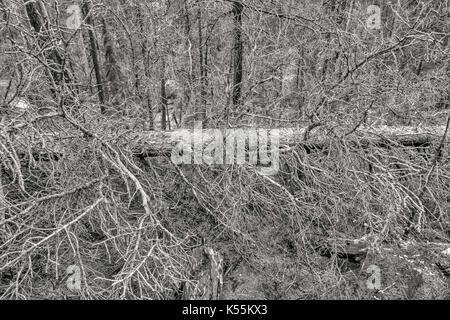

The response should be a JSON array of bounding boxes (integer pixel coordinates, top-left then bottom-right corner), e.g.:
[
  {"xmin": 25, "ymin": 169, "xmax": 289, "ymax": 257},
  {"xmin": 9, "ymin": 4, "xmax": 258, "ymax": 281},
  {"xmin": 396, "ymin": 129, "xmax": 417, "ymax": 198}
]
[
  {"xmin": 129, "ymin": 125, "xmax": 446, "ymax": 157},
  {"xmin": 8, "ymin": 125, "xmax": 449, "ymax": 163}
]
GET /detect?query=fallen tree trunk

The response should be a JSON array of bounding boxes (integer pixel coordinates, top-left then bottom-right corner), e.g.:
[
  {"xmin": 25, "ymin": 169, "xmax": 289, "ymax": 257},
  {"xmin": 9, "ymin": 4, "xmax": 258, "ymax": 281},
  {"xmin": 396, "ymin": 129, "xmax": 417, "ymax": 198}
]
[
  {"xmin": 7, "ymin": 125, "xmax": 449, "ymax": 162},
  {"xmin": 128, "ymin": 125, "xmax": 446, "ymax": 157}
]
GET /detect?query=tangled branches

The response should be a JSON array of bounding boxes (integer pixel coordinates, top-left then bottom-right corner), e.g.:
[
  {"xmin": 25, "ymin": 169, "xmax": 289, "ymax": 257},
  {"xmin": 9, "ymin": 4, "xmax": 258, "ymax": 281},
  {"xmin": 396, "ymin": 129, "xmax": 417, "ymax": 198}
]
[{"xmin": 1, "ymin": 105, "xmax": 449, "ymax": 299}]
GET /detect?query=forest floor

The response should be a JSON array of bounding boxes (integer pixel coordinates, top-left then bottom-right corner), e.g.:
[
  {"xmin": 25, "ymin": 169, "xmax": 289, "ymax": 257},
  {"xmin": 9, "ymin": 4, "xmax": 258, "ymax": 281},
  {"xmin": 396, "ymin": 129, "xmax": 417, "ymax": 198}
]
[{"xmin": 1, "ymin": 118, "xmax": 450, "ymax": 300}]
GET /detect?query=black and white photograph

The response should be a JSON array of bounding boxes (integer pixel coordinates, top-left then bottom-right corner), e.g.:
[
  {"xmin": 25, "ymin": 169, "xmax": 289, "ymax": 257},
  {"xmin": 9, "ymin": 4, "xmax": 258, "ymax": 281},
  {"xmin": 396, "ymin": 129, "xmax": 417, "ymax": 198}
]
[{"xmin": 0, "ymin": 0, "xmax": 449, "ymax": 304}]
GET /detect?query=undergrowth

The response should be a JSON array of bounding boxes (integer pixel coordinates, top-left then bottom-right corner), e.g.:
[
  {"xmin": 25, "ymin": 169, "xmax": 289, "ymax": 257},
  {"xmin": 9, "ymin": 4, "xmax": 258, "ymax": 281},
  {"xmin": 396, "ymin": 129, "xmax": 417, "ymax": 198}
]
[{"xmin": 0, "ymin": 108, "xmax": 449, "ymax": 299}]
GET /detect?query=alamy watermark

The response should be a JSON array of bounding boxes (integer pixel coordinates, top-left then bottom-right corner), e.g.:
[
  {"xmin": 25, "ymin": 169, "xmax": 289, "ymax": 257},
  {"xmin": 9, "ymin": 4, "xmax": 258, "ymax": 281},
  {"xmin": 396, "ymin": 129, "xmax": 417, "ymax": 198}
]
[
  {"xmin": 366, "ymin": 5, "xmax": 381, "ymax": 30},
  {"xmin": 366, "ymin": 264, "xmax": 381, "ymax": 290},
  {"xmin": 170, "ymin": 122, "xmax": 280, "ymax": 176},
  {"xmin": 66, "ymin": 265, "xmax": 81, "ymax": 292},
  {"xmin": 66, "ymin": 4, "xmax": 82, "ymax": 30}
]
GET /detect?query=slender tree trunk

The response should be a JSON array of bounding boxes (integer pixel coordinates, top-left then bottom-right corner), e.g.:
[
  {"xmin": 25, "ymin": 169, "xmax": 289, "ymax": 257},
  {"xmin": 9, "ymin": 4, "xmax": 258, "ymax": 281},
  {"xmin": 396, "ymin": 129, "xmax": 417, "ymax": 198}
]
[
  {"xmin": 82, "ymin": 0, "xmax": 105, "ymax": 113},
  {"xmin": 137, "ymin": 4, "xmax": 153, "ymax": 130},
  {"xmin": 160, "ymin": 58, "xmax": 168, "ymax": 131},
  {"xmin": 102, "ymin": 16, "xmax": 122, "ymax": 107},
  {"xmin": 181, "ymin": 0, "xmax": 193, "ymax": 126},
  {"xmin": 281, "ymin": 48, "xmax": 298, "ymax": 97},
  {"xmin": 77, "ymin": 32, "xmax": 90, "ymax": 79},
  {"xmin": 382, "ymin": 1, "xmax": 396, "ymax": 40},
  {"xmin": 23, "ymin": 0, "xmax": 73, "ymax": 95},
  {"xmin": 65, "ymin": 4, "xmax": 90, "ymax": 81},
  {"xmin": 321, "ymin": 0, "xmax": 347, "ymax": 82},
  {"xmin": 297, "ymin": 46, "xmax": 306, "ymax": 120},
  {"xmin": 231, "ymin": 1, "xmax": 243, "ymax": 108},
  {"xmin": 197, "ymin": 1, "xmax": 206, "ymax": 123}
]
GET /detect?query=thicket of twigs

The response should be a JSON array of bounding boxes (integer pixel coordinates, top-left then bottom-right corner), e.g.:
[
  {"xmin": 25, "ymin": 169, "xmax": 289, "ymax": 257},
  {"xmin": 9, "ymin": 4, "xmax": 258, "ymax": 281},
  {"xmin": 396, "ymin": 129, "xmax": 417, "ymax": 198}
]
[
  {"xmin": 1, "ymin": 107, "xmax": 449, "ymax": 299},
  {"xmin": 1, "ymin": 0, "xmax": 450, "ymax": 299}
]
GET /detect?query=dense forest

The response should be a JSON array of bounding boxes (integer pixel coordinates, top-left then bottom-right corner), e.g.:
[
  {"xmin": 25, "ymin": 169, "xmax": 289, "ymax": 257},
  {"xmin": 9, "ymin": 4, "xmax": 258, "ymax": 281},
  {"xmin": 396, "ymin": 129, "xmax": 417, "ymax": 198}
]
[{"xmin": 0, "ymin": 0, "xmax": 449, "ymax": 300}]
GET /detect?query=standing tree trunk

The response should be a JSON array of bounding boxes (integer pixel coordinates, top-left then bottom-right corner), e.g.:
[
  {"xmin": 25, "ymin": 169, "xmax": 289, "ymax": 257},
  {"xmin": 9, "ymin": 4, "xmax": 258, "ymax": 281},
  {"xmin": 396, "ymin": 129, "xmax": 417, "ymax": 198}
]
[
  {"xmin": 137, "ymin": 4, "xmax": 154, "ymax": 131},
  {"xmin": 281, "ymin": 47, "xmax": 298, "ymax": 97},
  {"xmin": 65, "ymin": 4, "xmax": 90, "ymax": 82},
  {"xmin": 102, "ymin": 16, "xmax": 122, "ymax": 107},
  {"xmin": 321, "ymin": 0, "xmax": 347, "ymax": 82},
  {"xmin": 82, "ymin": 0, "xmax": 105, "ymax": 113},
  {"xmin": 181, "ymin": 0, "xmax": 193, "ymax": 126},
  {"xmin": 231, "ymin": 1, "xmax": 243, "ymax": 108},
  {"xmin": 197, "ymin": 2, "xmax": 206, "ymax": 123},
  {"xmin": 160, "ymin": 58, "xmax": 168, "ymax": 130},
  {"xmin": 23, "ymin": 0, "xmax": 73, "ymax": 96},
  {"xmin": 297, "ymin": 46, "xmax": 306, "ymax": 120},
  {"xmin": 382, "ymin": 1, "xmax": 396, "ymax": 40}
]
